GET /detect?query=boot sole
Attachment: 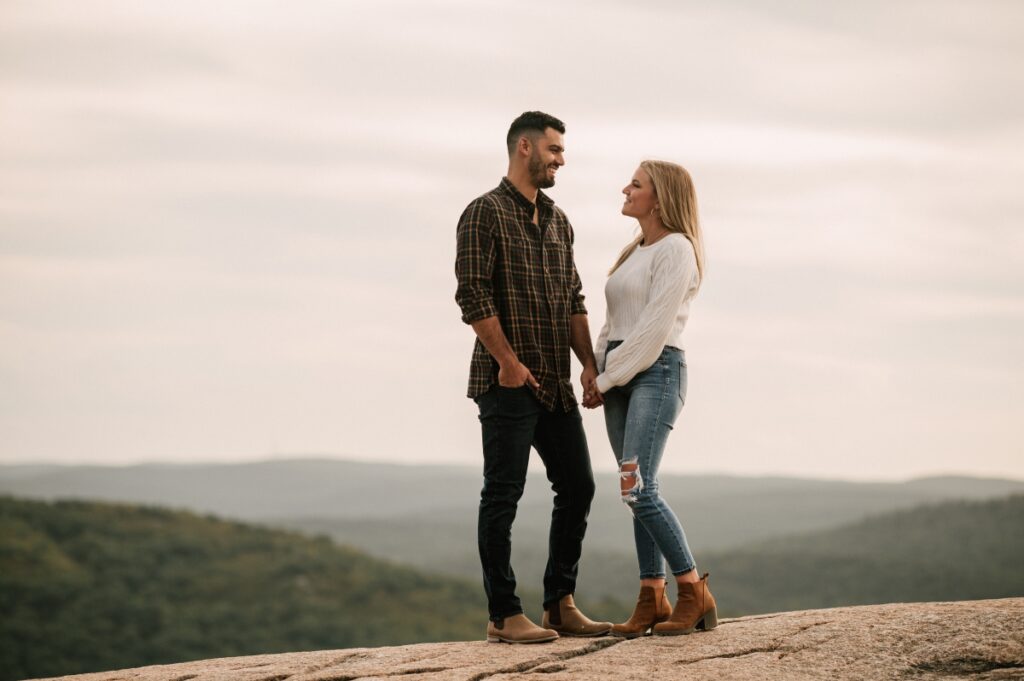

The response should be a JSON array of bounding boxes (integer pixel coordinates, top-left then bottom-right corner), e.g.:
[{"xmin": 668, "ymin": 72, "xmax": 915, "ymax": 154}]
[
  {"xmin": 610, "ymin": 627, "xmax": 655, "ymax": 639},
  {"xmin": 612, "ymin": 612, "xmax": 670, "ymax": 639},
  {"xmin": 487, "ymin": 634, "xmax": 559, "ymax": 644},
  {"xmin": 653, "ymin": 609, "xmax": 719, "ymax": 636},
  {"xmin": 552, "ymin": 628, "xmax": 613, "ymax": 638},
  {"xmin": 610, "ymin": 631, "xmax": 645, "ymax": 639}
]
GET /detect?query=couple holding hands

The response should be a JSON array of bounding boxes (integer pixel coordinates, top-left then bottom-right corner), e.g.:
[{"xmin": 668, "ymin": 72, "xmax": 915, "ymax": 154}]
[{"xmin": 455, "ymin": 111, "xmax": 716, "ymax": 643}]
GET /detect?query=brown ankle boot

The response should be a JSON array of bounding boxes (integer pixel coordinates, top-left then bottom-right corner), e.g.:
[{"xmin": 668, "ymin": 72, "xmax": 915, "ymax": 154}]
[
  {"xmin": 542, "ymin": 594, "xmax": 612, "ymax": 637},
  {"xmin": 486, "ymin": 613, "xmax": 559, "ymax": 644},
  {"xmin": 653, "ymin": 572, "xmax": 718, "ymax": 636},
  {"xmin": 610, "ymin": 583, "xmax": 672, "ymax": 639}
]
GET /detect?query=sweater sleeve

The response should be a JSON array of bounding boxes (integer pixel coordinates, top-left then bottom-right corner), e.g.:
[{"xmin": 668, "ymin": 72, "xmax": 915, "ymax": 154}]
[
  {"xmin": 594, "ymin": 317, "xmax": 611, "ymax": 372},
  {"xmin": 595, "ymin": 238, "xmax": 696, "ymax": 393}
]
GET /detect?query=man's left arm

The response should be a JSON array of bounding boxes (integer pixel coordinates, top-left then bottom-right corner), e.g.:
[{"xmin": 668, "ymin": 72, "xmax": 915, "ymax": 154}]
[
  {"xmin": 566, "ymin": 221, "xmax": 600, "ymax": 405},
  {"xmin": 570, "ymin": 313, "xmax": 601, "ymax": 407}
]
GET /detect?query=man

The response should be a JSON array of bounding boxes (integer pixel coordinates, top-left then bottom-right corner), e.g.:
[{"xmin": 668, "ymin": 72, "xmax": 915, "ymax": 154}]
[{"xmin": 455, "ymin": 111, "xmax": 611, "ymax": 643}]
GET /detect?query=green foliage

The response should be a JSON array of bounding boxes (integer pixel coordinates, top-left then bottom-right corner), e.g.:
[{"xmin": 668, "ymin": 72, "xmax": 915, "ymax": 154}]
[
  {"xmin": 703, "ymin": 494, "xmax": 1024, "ymax": 616},
  {"xmin": 0, "ymin": 496, "xmax": 487, "ymax": 681}
]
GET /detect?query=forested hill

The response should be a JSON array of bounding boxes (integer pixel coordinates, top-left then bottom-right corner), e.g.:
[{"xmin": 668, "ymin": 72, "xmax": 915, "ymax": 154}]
[
  {"xmin": 0, "ymin": 496, "xmax": 488, "ymax": 681},
  {"xmin": 704, "ymin": 494, "xmax": 1024, "ymax": 614}
]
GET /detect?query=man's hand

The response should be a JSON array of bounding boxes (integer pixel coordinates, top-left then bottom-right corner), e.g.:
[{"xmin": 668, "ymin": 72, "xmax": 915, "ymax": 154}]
[
  {"xmin": 469, "ymin": 317, "xmax": 538, "ymax": 390},
  {"xmin": 498, "ymin": 360, "xmax": 540, "ymax": 389},
  {"xmin": 581, "ymin": 366, "xmax": 603, "ymax": 408},
  {"xmin": 570, "ymin": 314, "xmax": 601, "ymax": 407}
]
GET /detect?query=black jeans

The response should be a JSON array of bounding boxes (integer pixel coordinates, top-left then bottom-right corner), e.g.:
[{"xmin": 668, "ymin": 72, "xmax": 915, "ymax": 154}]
[{"xmin": 475, "ymin": 385, "xmax": 595, "ymax": 621}]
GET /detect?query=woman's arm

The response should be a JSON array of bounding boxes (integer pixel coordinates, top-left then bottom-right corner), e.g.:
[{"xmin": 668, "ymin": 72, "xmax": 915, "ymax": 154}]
[{"xmin": 593, "ymin": 317, "xmax": 610, "ymax": 373}]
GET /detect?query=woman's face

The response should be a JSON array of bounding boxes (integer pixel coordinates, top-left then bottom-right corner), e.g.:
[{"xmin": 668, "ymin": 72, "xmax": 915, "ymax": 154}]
[{"xmin": 622, "ymin": 167, "xmax": 657, "ymax": 218}]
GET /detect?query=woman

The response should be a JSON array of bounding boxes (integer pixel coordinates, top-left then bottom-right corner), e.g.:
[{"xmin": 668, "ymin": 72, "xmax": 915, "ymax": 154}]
[{"xmin": 584, "ymin": 159, "xmax": 716, "ymax": 638}]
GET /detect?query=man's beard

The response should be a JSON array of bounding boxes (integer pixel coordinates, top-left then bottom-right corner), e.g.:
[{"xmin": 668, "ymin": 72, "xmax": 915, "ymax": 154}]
[{"xmin": 529, "ymin": 152, "xmax": 556, "ymax": 189}]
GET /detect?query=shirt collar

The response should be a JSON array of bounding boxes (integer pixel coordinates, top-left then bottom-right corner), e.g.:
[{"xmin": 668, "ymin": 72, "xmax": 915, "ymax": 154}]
[{"xmin": 499, "ymin": 177, "xmax": 554, "ymax": 212}]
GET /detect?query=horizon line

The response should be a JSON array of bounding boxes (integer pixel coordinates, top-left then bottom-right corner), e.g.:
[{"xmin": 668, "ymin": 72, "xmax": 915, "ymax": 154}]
[{"xmin": 1, "ymin": 454, "xmax": 1022, "ymax": 486}]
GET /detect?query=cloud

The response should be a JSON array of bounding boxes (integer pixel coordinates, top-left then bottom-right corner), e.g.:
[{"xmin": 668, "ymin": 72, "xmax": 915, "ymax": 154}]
[{"xmin": 0, "ymin": 0, "xmax": 1021, "ymax": 478}]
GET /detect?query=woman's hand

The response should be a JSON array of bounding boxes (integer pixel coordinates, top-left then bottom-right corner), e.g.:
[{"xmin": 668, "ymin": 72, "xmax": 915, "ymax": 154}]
[{"xmin": 581, "ymin": 369, "xmax": 604, "ymax": 408}]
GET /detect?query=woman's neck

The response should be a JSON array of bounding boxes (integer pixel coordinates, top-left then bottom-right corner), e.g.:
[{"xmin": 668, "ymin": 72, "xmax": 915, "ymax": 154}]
[{"xmin": 637, "ymin": 216, "xmax": 671, "ymax": 246}]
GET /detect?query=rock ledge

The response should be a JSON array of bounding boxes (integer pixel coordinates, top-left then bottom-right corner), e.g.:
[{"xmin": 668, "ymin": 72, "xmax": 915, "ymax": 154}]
[{"xmin": 32, "ymin": 598, "xmax": 1024, "ymax": 680}]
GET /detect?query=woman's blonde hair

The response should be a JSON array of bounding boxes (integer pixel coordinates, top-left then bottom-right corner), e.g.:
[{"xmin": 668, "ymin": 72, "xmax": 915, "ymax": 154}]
[{"xmin": 609, "ymin": 160, "xmax": 705, "ymax": 286}]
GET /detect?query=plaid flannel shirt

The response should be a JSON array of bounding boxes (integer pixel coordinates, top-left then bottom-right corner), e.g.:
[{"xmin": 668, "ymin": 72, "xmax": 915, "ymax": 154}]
[{"xmin": 455, "ymin": 177, "xmax": 587, "ymax": 412}]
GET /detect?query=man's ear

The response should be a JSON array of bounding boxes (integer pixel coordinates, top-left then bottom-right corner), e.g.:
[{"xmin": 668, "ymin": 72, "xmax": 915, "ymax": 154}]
[{"xmin": 517, "ymin": 135, "xmax": 532, "ymax": 157}]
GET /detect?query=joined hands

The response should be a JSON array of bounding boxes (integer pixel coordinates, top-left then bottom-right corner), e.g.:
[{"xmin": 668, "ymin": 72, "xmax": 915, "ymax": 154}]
[{"xmin": 581, "ymin": 366, "xmax": 604, "ymax": 409}]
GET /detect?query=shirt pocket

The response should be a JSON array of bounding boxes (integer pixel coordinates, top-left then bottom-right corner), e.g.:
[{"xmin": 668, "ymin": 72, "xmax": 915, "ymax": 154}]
[
  {"xmin": 542, "ymin": 240, "xmax": 574, "ymax": 294},
  {"xmin": 497, "ymin": 234, "xmax": 531, "ymax": 267}
]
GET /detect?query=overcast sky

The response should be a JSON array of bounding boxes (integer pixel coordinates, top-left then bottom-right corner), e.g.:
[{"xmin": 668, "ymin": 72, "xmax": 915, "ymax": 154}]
[{"xmin": 2, "ymin": 0, "xmax": 1022, "ymax": 480}]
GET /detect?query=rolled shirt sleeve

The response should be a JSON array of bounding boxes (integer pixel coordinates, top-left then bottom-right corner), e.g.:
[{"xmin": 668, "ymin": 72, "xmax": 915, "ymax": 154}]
[{"xmin": 455, "ymin": 198, "xmax": 499, "ymax": 324}]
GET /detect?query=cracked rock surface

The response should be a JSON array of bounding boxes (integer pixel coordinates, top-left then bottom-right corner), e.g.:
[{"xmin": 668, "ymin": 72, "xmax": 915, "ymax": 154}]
[{"xmin": 30, "ymin": 598, "xmax": 1024, "ymax": 681}]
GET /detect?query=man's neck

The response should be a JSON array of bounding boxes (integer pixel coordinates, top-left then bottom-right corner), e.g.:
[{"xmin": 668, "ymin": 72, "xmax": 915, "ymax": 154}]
[{"xmin": 505, "ymin": 168, "xmax": 539, "ymax": 204}]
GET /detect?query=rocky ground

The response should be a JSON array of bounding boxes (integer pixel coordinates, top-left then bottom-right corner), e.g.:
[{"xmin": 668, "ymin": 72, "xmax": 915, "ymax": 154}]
[{"xmin": 31, "ymin": 598, "xmax": 1024, "ymax": 681}]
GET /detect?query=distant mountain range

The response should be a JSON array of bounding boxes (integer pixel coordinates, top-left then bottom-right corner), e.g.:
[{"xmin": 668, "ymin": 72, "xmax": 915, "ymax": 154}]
[
  {"xmin": 6, "ymin": 459, "xmax": 1019, "ymax": 602},
  {"xmin": 2, "ymin": 459, "xmax": 1021, "ymax": 556}
]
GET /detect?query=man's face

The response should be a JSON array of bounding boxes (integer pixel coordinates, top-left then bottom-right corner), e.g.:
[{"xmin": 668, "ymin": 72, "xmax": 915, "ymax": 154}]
[{"xmin": 526, "ymin": 128, "xmax": 565, "ymax": 189}]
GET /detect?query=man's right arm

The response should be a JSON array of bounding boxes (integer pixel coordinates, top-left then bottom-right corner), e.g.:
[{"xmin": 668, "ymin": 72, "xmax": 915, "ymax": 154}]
[
  {"xmin": 455, "ymin": 199, "xmax": 537, "ymax": 389},
  {"xmin": 470, "ymin": 316, "xmax": 539, "ymax": 389}
]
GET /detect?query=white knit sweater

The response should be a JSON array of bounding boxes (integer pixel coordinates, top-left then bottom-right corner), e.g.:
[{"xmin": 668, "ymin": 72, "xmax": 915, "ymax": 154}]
[{"xmin": 594, "ymin": 233, "xmax": 700, "ymax": 394}]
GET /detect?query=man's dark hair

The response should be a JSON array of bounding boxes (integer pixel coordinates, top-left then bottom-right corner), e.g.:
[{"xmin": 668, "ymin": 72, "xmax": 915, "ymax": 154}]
[{"xmin": 506, "ymin": 111, "xmax": 565, "ymax": 156}]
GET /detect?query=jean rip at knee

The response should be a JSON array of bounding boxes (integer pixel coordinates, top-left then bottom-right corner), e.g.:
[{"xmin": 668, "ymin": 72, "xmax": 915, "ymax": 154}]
[{"xmin": 619, "ymin": 458, "xmax": 644, "ymax": 507}]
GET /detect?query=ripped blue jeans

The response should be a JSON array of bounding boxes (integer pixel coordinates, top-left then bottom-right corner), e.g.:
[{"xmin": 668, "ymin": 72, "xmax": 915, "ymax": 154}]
[{"xmin": 602, "ymin": 341, "xmax": 696, "ymax": 579}]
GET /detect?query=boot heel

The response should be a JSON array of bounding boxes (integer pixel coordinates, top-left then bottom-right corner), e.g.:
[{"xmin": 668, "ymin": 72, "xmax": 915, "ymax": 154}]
[{"xmin": 699, "ymin": 607, "xmax": 719, "ymax": 631}]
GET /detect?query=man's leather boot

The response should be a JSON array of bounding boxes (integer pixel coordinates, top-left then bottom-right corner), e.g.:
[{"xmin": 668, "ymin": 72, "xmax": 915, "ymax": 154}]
[
  {"xmin": 542, "ymin": 594, "xmax": 612, "ymax": 637},
  {"xmin": 653, "ymin": 572, "xmax": 718, "ymax": 635},
  {"xmin": 486, "ymin": 613, "xmax": 559, "ymax": 644},
  {"xmin": 610, "ymin": 582, "xmax": 672, "ymax": 638}
]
